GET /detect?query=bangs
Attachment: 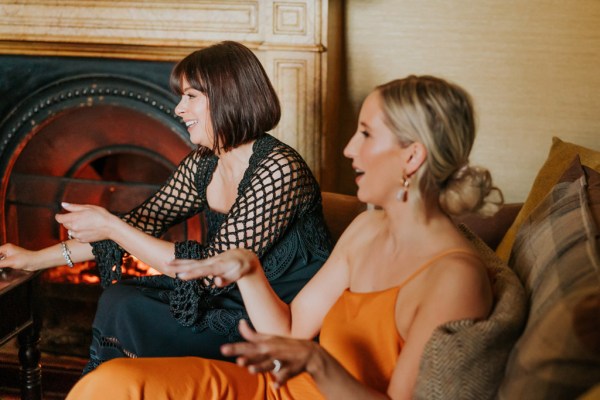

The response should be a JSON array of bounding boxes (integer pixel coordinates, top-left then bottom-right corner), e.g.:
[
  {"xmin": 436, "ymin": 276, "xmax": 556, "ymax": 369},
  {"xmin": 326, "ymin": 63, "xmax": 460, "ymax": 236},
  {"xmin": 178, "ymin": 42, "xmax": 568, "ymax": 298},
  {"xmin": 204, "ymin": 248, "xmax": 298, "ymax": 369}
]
[{"xmin": 169, "ymin": 52, "xmax": 207, "ymax": 94}]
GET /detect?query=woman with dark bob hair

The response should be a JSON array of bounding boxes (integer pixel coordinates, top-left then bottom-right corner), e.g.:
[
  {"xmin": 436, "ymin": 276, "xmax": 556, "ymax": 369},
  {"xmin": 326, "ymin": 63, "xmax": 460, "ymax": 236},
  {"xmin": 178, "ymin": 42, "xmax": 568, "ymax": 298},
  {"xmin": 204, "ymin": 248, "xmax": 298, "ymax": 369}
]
[{"xmin": 0, "ymin": 41, "xmax": 331, "ymax": 373}]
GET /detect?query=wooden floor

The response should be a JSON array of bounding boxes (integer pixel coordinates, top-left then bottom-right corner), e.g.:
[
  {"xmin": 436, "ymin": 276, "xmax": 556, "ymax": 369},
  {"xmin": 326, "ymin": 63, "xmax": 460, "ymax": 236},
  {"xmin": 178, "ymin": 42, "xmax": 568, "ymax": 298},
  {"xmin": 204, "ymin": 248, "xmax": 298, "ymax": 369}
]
[{"xmin": 0, "ymin": 339, "xmax": 85, "ymax": 400}]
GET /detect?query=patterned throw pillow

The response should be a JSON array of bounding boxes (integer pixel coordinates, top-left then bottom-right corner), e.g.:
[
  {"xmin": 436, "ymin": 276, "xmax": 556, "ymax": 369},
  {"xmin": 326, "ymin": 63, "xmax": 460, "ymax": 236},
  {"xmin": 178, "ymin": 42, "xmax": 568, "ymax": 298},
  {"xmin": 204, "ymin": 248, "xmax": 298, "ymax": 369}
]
[
  {"xmin": 496, "ymin": 137, "xmax": 600, "ymax": 261},
  {"xmin": 414, "ymin": 224, "xmax": 527, "ymax": 400},
  {"xmin": 498, "ymin": 156, "xmax": 600, "ymax": 399}
]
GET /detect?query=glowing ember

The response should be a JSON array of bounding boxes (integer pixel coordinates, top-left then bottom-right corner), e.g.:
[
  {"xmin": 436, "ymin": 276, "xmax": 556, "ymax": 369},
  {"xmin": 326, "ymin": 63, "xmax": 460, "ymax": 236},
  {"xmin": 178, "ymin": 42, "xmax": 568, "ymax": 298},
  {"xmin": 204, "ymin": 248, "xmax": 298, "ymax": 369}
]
[{"xmin": 43, "ymin": 255, "xmax": 160, "ymax": 285}]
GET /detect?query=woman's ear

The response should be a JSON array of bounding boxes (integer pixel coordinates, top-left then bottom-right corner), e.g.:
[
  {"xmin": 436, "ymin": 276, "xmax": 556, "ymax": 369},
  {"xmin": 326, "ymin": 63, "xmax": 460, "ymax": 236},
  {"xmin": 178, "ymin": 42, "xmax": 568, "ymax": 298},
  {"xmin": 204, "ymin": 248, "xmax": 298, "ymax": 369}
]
[{"xmin": 405, "ymin": 142, "xmax": 427, "ymax": 176}]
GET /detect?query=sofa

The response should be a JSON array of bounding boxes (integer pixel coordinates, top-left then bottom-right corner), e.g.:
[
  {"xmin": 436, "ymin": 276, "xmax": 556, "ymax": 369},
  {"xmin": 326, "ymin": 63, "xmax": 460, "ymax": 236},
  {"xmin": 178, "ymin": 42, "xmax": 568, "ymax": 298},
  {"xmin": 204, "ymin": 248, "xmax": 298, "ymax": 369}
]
[{"xmin": 321, "ymin": 136, "xmax": 600, "ymax": 400}]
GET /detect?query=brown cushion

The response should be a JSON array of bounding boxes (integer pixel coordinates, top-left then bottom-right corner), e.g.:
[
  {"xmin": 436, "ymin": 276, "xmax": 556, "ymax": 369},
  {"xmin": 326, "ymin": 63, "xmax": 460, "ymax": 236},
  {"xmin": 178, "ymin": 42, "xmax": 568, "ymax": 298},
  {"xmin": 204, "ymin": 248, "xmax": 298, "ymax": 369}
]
[
  {"xmin": 498, "ymin": 156, "xmax": 600, "ymax": 399},
  {"xmin": 414, "ymin": 224, "xmax": 527, "ymax": 400},
  {"xmin": 452, "ymin": 203, "xmax": 522, "ymax": 250},
  {"xmin": 496, "ymin": 137, "xmax": 600, "ymax": 261}
]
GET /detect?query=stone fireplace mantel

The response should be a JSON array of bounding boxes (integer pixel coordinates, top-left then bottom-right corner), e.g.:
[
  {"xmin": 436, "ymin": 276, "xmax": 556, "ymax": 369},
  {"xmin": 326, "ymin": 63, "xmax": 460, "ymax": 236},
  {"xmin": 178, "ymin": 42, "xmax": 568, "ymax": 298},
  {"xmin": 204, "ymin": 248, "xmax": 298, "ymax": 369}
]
[{"xmin": 0, "ymin": 0, "xmax": 338, "ymax": 179}]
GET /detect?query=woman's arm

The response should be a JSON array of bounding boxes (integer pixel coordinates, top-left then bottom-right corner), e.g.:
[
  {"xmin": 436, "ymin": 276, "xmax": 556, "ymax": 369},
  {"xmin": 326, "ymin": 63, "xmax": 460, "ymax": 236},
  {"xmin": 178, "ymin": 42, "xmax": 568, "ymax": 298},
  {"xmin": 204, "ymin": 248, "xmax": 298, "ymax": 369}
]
[
  {"xmin": 165, "ymin": 239, "xmax": 349, "ymax": 337},
  {"xmin": 0, "ymin": 240, "xmax": 93, "ymax": 272},
  {"xmin": 165, "ymin": 211, "xmax": 369, "ymax": 338},
  {"xmin": 1, "ymin": 150, "xmax": 203, "ymax": 274},
  {"xmin": 56, "ymin": 203, "xmax": 176, "ymax": 273},
  {"xmin": 119, "ymin": 150, "xmax": 204, "ymax": 237},
  {"xmin": 199, "ymin": 149, "xmax": 318, "ymax": 258},
  {"xmin": 52, "ymin": 151, "xmax": 204, "ymax": 274}
]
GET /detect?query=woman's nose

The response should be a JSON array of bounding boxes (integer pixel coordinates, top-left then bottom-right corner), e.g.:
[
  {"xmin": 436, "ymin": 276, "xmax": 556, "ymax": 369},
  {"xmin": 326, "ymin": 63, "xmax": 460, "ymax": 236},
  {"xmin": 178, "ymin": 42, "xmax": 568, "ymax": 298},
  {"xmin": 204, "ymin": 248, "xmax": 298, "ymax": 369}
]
[
  {"xmin": 343, "ymin": 134, "xmax": 358, "ymax": 158},
  {"xmin": 175, "ymin": 100, "xmax": 185, "ymax": 116}
]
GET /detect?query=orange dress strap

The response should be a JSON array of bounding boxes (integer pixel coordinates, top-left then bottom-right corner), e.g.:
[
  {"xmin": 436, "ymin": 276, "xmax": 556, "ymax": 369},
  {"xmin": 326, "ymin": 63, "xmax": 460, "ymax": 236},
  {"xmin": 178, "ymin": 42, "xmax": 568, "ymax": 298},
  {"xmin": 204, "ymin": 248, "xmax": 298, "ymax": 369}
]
[{"xmin": 395, "ymin": 248, "xmax": 478, "ymax": 291}]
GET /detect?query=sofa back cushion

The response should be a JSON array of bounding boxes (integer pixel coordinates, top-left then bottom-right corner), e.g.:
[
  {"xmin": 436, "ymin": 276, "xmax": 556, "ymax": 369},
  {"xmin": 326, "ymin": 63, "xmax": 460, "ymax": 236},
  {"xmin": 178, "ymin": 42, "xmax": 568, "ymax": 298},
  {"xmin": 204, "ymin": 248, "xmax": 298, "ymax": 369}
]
[
  {"xmin": 498, "ymin": 156, "xmax": 600, "ymax": 399},
  {"xmin": 414, "ymin": 224, "xmax": 527, "ymax": 400}
]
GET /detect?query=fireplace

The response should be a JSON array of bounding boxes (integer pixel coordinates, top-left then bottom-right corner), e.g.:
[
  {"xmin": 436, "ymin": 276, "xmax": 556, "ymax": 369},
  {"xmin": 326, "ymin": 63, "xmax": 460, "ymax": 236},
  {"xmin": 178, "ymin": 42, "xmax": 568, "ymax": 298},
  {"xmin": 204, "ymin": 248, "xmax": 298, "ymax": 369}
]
[{"xmin": 0, "ymin": 56, "xmax": 205, "ymax": 357}]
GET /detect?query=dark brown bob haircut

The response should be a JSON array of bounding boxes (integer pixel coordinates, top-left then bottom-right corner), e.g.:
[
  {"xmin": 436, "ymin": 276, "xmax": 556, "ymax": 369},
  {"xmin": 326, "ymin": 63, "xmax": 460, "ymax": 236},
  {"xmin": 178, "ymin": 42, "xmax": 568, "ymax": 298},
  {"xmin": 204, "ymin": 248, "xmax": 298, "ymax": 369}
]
[{"xmin": 170, "ymin": 41, "xmax": 281, "ymax": 153}]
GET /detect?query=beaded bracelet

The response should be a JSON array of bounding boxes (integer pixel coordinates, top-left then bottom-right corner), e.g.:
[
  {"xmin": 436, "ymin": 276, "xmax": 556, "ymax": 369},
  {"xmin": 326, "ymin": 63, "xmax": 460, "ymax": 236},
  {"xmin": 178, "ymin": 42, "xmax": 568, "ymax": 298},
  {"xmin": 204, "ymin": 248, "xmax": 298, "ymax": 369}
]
[{"xmin": 61, "ymin": 241, "xmax": 74, "ymax": 268}]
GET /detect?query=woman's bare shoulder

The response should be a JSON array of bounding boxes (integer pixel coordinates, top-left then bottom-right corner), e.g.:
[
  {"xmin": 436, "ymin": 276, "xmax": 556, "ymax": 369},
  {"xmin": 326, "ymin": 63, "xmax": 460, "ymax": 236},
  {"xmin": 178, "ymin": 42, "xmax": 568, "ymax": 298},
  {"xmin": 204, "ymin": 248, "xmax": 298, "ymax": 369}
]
[{"xmin": 423, "ymin": 250, "xmax": 493, "ymax": 320}]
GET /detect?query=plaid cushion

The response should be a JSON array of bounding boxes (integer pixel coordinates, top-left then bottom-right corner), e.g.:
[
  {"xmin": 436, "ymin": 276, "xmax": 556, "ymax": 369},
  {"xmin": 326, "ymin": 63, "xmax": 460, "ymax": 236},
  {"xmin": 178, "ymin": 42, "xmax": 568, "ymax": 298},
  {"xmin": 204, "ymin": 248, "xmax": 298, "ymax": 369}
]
[
  {"xmin": 499, "ymin": 156, "xmax": 600, "ymax": 399},
  {"xmin": 496, "ymin": 137, "xmax": 600, "ymax": 261},
  {"xmin": 414, "ymin": 224, "xmax": 527, "ymax": 400}
]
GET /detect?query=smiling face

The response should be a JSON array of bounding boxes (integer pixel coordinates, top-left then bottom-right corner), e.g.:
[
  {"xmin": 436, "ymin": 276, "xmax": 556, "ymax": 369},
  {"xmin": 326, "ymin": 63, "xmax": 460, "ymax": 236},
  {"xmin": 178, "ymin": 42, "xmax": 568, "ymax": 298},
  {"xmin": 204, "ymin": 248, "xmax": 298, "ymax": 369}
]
[
  {"xmin": 174, "ymin": 78, "xmax": 214, "ymax": 148},
  {"xmin": 343, "ymin": 91, "xmax": 408, "ymax": 205}
]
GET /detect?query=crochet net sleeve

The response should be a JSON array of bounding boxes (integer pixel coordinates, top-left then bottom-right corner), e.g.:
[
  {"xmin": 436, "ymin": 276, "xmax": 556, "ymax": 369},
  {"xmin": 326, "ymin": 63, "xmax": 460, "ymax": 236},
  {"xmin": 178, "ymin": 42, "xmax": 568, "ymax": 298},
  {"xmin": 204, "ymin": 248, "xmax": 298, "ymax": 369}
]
[
  {"xmin": 171, "ymin": 141, "xmax": 319, "ymax": 326},
  {"xmin": 92, "ymin": 150, "xmax": 204, "ymax": 287}
]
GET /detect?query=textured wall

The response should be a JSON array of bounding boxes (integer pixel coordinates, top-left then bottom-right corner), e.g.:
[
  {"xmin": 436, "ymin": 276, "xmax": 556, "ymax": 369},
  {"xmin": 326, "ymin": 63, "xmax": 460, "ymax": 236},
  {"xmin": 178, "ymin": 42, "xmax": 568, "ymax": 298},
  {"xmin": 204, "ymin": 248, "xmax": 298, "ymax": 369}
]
[{"xmin": 333, "ymin": 0, "xmax": 600, "ymax": 202}]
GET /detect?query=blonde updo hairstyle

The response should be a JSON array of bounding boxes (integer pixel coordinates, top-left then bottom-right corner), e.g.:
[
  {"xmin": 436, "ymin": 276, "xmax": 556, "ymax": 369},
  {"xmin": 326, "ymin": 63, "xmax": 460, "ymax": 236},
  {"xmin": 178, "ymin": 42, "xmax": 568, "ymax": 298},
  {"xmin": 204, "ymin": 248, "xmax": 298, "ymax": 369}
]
[{"xmin": 377, "ymin": 75, "xmax": 503, "ymax": 217}]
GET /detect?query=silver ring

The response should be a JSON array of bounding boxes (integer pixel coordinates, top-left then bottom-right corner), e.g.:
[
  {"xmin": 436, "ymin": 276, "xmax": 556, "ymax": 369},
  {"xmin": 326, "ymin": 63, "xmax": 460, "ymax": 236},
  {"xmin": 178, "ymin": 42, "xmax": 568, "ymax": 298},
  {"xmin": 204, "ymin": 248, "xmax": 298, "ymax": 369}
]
[
  {"xmin": 68, "ymin": 230, "xmax": 74, "ymax": 240},
  {"xmin": 271, "ymin": 359, "xmax": 282, "ymax": 373}
]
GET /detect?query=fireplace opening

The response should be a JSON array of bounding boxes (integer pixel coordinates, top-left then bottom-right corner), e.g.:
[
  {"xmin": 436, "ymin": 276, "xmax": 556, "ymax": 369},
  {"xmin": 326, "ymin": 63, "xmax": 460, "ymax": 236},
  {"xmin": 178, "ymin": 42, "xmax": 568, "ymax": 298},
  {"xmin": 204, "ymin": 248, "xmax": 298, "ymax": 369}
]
[{"xmin": 1, "ymin": 74, "xmax": 201, "ymax": 357}]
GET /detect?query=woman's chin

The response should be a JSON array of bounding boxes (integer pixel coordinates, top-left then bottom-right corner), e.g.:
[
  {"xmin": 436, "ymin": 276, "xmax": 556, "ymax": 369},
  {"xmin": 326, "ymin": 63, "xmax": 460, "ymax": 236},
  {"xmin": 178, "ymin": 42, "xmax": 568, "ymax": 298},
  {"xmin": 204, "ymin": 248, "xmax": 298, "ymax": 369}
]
[
  {"xmin": 355, "ymin": 189, "xmax": 369, "ymax": 204},
  {"xmin": 190, "ymin": 136, "xmax": 212, "ymax": 148}
]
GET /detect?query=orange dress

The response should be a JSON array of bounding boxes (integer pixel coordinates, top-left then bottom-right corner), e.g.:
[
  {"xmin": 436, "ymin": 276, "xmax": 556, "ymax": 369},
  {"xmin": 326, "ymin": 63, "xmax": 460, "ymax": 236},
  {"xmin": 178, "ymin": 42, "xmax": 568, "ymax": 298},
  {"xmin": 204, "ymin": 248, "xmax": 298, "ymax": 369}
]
[{"xmin": 67, "ymin": 249, "xmax": 470, "ymax": 400}]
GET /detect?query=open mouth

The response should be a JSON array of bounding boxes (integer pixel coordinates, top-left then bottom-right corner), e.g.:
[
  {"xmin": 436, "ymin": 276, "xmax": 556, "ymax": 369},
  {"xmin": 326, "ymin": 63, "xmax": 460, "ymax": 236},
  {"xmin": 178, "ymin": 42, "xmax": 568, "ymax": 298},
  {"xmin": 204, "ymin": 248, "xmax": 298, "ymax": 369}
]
[{"xmin": 185, "ymin": 120, "xmax": 197, "ymax": 128}]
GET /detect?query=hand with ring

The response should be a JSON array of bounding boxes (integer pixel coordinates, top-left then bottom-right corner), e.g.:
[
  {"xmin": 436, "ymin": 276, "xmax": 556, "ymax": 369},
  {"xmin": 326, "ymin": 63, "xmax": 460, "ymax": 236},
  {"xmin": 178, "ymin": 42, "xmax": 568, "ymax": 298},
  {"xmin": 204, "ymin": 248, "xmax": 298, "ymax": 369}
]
[
  {"xmin": 55, "ymin": 202, "xmax": 118, "ymax": 243},
  {"xmin": 221, "ymin": 320, "xmax": 320, "ymax": 388}
]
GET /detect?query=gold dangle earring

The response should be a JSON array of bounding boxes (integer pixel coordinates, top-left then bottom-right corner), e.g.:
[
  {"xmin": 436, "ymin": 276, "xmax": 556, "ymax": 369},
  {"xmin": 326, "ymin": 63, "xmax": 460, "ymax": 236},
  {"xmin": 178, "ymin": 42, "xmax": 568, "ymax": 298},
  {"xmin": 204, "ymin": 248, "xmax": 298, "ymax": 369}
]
[{"xmin": 396, "ymin": 177, "xmax": 410, "ymax": 202}]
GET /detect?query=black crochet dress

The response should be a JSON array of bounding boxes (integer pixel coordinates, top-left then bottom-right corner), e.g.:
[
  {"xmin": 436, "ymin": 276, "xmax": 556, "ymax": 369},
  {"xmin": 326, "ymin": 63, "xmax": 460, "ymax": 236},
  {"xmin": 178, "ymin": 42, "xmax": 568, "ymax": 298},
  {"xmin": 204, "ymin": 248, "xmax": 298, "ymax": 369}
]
[{"xmin": 84, "ymin": 134, "xmax": 331, "ymax": 373}]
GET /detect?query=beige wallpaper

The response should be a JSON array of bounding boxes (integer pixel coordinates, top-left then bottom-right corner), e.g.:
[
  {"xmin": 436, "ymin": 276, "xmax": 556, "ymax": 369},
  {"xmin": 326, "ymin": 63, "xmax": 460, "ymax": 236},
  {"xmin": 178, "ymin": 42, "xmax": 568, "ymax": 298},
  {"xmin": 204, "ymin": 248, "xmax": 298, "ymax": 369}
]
[{"xmin": 333, "ymin": 0, "xmax": 600, "ymax": 203}]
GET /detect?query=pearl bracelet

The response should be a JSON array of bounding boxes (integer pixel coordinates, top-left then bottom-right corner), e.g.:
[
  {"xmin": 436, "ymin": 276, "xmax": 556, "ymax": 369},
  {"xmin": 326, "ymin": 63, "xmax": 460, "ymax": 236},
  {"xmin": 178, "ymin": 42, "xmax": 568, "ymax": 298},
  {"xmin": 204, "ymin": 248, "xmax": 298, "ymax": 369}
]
[{"xmin": 61, "ymin": 241, "xmax": 74, "ymax": 268}]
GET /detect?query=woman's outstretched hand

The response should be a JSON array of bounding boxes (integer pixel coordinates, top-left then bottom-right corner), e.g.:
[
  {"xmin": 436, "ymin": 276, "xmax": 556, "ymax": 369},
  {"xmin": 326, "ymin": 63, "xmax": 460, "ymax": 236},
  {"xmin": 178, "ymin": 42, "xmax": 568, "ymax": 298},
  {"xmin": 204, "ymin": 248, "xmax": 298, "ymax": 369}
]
[
  {"xmin": 221, "ymin": 319, "xmax": 319, "ymax": 389},
  {"xmin": 55, "ymin": 203, "xmax": 116, "ymax": 243},
  {"xmin": 163, "ymin": 248, "xmax": 260, "ymax": 286}
]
